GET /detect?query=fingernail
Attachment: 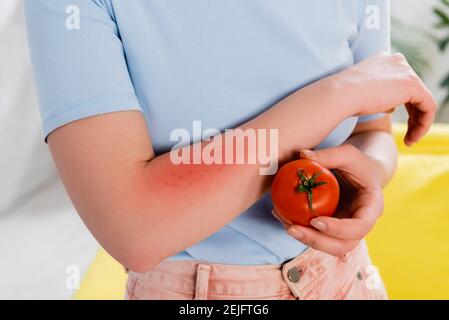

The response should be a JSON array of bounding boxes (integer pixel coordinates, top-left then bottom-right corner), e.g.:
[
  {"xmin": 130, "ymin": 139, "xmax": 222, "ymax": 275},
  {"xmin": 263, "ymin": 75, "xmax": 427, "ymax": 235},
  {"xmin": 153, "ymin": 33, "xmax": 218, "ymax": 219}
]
[
  {"xmin": 404, "ymin": 138, "xmax": 414, "ymax": 147},
  {"xmin": 288, "ymin": 227, "xmax": 304, "ymax": 239},
  {"xmin": 311, "ymin": 219, "xmax": 327, "ymax": 231},
  {"xmin": 300, "ymin": 150, "xmax": 314, "ymax": 158}
]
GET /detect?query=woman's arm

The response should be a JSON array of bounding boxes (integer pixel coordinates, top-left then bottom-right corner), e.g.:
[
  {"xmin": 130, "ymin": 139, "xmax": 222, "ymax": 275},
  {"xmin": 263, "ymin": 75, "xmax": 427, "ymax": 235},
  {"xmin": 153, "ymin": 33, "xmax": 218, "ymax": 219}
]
[
  {"xmin": 49, "ymin": 54, "xmax": 435, "ymax": 272},
  {"xmin": 49, "ymin": 76, "xmax": 351, "ymax": 273},
  {"xmin": 347, "ymin": 115, "xmax": 398, "ymax": 188}
]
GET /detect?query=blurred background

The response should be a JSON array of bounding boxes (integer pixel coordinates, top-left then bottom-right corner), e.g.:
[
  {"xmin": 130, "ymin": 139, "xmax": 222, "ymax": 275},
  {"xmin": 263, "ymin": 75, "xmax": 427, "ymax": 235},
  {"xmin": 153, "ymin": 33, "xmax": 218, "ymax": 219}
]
[
  {"xmin": 390, "ymin": 0, "xmax": 449, "ymax": 122},
  {"xmin": 0, "ymin": 0, "xmax": 448, "ymax": 299}
]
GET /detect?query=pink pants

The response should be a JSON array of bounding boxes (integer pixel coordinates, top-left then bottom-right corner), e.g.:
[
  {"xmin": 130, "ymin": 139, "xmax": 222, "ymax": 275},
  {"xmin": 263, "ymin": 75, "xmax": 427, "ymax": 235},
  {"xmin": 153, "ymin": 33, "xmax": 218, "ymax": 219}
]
[{"xmin": 125, "ymin": 241, "xmax": 387, "ymax": 300}]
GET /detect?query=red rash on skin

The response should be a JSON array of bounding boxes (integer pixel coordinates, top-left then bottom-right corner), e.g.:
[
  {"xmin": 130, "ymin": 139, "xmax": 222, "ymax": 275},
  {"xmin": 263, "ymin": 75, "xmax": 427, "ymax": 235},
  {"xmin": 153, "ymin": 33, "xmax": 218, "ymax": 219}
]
[
  {"xmin": 146, "ymin": 159, "xmax": 244, "ymax": 201},
  {"xmin": 148, "ymin": 137, "xmax": 263, "ymax": 194}
]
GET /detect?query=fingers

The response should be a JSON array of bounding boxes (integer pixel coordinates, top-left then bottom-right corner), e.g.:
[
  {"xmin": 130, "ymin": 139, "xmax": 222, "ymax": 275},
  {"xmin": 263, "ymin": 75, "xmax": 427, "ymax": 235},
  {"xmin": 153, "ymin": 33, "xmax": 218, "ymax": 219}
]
[
  {"xmin": 404, "ymin": 99, "xmax": 436, "ymax": 146},
  {"xmin": 299, "ymin": 144, "xmax": 360, "ymax": 170},
  {"xmin": 309, "ymin": 217, "xmax": 372, "ymax": 241},
  {"xmin": 404, "ymin": 76, "xmax": 437, "ymax": 146},
  {"xmin": 282, "ymin": 190, "xmax": 382, "ymax": 256},
  {"xmin": 310, "ymin": 189, "xmax": 383, "ymax": 240},
  {"xmin": 287, "ymin": 225, "xmax": 359, "ymax": 258}
]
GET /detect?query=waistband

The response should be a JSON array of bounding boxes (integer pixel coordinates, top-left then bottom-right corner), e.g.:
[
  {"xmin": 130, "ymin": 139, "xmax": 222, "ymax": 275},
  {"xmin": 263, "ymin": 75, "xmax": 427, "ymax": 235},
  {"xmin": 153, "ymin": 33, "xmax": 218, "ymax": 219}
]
[{"xmin": 127, "ymin": 241, "xmax": 367, "ymax": 300}]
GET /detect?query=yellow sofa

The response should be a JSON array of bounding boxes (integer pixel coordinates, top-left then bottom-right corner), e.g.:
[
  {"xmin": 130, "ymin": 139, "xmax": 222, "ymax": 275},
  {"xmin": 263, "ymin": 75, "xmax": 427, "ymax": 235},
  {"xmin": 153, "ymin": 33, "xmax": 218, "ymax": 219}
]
[{"xmin": 75, "ymin": 124, "xmax": 449, "ymax": 300}]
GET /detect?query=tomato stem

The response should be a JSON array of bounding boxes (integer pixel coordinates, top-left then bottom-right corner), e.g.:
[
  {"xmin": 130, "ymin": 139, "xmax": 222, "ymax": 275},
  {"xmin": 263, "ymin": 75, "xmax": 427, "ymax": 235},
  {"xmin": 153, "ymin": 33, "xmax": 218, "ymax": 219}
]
[{"xmin": 295, "ymin": 169, "xmax": 328, "ymax": 210}]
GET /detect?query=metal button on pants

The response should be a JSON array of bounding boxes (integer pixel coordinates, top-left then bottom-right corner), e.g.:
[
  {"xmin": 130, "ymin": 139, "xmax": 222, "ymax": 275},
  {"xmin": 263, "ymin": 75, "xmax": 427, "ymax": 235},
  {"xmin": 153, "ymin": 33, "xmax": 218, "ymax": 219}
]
[{"xmin": 287, "ymin": 266, "xmax": 301, "ymax": 283}]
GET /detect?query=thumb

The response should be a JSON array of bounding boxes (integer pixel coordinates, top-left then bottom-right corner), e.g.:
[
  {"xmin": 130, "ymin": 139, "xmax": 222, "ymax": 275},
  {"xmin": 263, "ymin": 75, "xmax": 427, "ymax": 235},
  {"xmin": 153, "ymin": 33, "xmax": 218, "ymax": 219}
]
[{"xmin": 299, "ymin": 145, "xmax": 356, "ymax": 170}]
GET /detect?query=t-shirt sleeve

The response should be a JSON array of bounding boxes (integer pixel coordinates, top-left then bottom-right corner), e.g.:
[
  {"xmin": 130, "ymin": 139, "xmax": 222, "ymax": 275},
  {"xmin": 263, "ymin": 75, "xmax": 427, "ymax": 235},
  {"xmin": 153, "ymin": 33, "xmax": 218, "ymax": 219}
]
[
  {"xmin": 350, "ymin": 0, "xmax": 391, "ymax": 124},
  {"xmin": 24, "ymin": 0, "xmax": 141, "ymax": 141}
]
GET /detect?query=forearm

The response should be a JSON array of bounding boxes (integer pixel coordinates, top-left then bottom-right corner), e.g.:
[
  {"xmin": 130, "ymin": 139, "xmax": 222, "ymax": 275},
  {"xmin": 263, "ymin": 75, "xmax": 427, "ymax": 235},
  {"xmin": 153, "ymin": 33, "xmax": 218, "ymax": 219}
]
[{"xmin": 344, "ymin": 128, "xmax": 398, "ymax": 188}]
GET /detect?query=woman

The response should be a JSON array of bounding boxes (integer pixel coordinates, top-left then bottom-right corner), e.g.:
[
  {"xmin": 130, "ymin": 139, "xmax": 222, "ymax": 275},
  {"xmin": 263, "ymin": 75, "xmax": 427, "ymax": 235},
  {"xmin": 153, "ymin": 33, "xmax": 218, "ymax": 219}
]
[{"xmin": 24, "ymin": 0, "xmax": 435, "ymax": 300}]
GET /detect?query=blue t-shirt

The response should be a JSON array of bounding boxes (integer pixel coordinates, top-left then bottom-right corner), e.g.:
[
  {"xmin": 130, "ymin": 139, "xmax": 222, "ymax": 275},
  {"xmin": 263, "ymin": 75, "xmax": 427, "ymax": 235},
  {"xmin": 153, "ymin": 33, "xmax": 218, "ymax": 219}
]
[{"xmin": 24, "ymin": 0, "xmax": 390, "ymax": 265}]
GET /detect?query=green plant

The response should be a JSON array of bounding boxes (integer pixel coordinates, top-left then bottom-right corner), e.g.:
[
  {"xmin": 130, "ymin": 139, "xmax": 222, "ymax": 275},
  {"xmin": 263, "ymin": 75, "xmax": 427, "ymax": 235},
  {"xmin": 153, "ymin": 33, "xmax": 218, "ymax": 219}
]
[
  {"xmin": 433, "ymin": 0, "xmax": 449, "ymax": 112},
  {"xmin": 391, "ymin": 18, "xmax": 431, "ymax": 78}
]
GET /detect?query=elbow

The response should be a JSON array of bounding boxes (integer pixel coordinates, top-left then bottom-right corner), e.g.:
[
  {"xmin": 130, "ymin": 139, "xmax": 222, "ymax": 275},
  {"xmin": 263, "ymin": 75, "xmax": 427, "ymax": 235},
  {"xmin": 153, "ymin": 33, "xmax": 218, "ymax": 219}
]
[
  {"xmin": 81, "ymin": 184, "xmax": 169, "ymax": 273},
  {"xmin": 119, "ymin": 251, "xmax": 161, "ymax": 273},
  {"xmin": 114, "ymin": 240, "xmax": 166, "ymax": 273}
]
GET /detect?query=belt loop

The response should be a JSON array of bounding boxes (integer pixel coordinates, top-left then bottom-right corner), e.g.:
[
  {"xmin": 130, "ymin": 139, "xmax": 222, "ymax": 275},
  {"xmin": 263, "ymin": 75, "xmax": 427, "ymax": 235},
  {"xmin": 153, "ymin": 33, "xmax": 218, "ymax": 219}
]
[{"xmin": 194, "ymin": 264, "xmax": 211, "ymax": 300}]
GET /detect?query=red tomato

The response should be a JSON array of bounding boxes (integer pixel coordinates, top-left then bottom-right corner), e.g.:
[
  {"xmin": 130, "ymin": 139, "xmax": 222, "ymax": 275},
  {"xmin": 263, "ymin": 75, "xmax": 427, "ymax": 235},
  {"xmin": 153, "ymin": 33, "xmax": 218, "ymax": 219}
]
[{"xmin": 271, "ymin": 159, "xmax": 339, "ymax": 227}]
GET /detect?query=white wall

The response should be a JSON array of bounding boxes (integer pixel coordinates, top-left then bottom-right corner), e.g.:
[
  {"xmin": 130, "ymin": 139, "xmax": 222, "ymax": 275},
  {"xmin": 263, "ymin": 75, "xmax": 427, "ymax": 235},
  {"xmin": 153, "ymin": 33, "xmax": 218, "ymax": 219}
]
[
  {"xmin": 0, "ymin": 0, "xmax": 57, "ymax": 215},
  {"xmin": 0, "ymin": 1, "xmax": 98, "ymax": 300}
]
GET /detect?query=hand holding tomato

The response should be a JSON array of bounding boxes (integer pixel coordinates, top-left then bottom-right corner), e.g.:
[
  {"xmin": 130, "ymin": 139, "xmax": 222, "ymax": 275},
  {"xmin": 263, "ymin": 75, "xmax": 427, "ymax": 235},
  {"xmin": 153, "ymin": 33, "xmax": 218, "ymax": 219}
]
[{"xmin": 272, "ymin": 144, "xmax": 385, "ymax": 258}]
